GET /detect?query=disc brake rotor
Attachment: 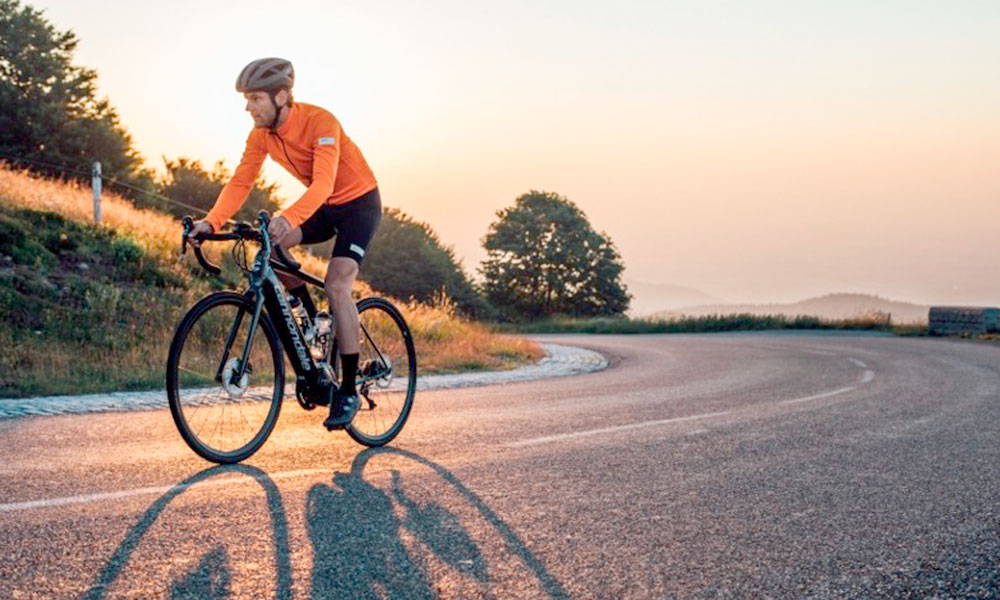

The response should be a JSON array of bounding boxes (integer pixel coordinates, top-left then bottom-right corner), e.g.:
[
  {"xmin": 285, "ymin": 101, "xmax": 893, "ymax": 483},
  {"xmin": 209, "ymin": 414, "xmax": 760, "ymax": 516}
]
[
  {"xmin": 364, "ymin": 358, "xmax": 393, "ymax": 389},
  {"xmin": 221, "ymin": 357, "xmax": 250, "ymax": 397}
]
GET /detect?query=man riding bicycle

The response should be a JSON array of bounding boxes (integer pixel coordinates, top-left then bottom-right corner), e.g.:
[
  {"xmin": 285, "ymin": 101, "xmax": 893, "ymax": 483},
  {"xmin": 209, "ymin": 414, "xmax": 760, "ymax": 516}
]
[{"xmin": 187, "ymin": 57, "xmax": 380, "ymax": 430}]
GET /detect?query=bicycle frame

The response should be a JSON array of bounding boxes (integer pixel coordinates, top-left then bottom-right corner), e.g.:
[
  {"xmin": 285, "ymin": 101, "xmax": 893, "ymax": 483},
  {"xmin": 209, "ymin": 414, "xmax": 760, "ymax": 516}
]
[
  {"xmin": 185, "ymin": 213, "xmax": 322, "ymax": 388},
  {"xmin": 184, "ymin": 211, "xmax": 391, "ymax": 393},
  {"xmin": 173, "ymin": 211, "xmax": 418, "ymax": 459}
]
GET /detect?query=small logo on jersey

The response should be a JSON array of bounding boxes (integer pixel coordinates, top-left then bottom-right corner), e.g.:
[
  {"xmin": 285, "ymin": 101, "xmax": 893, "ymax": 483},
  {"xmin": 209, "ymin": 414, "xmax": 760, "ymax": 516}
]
[
  {"xmin": 318, "ymin": 137, "xmax": 336, "ymax": 145},
  {"xmin": 350, "ymin": 244, "xmax": 366, "ymax": 257}
]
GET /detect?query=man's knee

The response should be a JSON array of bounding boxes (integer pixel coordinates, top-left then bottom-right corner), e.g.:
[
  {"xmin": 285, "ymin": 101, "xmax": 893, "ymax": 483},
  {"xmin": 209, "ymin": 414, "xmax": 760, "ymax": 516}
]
[{"xmin": 325, "ymin": 258, "xmax": 358, "ymax": 297}]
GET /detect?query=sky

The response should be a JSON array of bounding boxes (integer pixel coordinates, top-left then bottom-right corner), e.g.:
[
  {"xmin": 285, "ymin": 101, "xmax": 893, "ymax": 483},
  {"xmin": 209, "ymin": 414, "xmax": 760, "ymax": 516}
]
[{"xmin": 28, "ymin": 0, "xmax": 1000, "ymax": 307}]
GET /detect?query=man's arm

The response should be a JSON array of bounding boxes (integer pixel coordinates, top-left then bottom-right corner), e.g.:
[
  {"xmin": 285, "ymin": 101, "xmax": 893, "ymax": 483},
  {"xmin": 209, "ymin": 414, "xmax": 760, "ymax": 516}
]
[{"xmin": 204, "ymin": 129, "xmax": 268, "ymax": 232}]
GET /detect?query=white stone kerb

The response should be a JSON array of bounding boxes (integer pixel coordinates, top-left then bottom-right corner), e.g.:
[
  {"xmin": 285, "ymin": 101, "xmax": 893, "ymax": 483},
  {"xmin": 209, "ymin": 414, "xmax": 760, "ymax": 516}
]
[{"xmin": 0, "ymin": 344, "xmax": 607, "ymax": 419}]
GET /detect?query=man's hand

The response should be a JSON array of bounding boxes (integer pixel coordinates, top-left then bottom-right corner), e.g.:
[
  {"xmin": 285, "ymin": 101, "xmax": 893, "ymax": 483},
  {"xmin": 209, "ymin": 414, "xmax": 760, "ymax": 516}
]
[
  {"xmin": 187, "ymin": 220, "xmax": 214, "ymax": 245},
  {"xmin": 268, "ymin": 215, "xmax": 294, "ymax": 247}
]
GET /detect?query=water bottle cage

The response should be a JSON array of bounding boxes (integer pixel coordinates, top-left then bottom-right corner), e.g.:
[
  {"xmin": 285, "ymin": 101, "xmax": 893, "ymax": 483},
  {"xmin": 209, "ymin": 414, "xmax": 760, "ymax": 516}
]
[{"xmin": 310, "ymin": 313, "xmax": 333, "ymax": 361}]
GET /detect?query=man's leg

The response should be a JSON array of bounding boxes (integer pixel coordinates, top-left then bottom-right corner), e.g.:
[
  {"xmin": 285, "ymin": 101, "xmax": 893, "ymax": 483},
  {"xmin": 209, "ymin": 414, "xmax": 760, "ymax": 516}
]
[
  {"xmin": 272, "ymin": 229, "xmax": 318, "ymax": 317},
  {"xmin": 273, "ymin": 228, "xmax": 303, "ymax": 286},
  {"xmin": 317, "ymin": 188, "xmax": 381, "ymax": 429},
  {"xmin": 323, "ymin": 256, "xmax": 361, "ymax": 429},
  {"xmin": 325, "ymin": 256, "xmax": 360, "ymax": 355}
]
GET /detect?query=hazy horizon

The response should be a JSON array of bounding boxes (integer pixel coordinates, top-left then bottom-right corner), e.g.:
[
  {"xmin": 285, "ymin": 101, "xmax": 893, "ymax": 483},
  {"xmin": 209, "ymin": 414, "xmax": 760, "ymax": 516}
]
[{"xmin": 28, "ymin": 0, "xmax": 1000, "ymax": 308}]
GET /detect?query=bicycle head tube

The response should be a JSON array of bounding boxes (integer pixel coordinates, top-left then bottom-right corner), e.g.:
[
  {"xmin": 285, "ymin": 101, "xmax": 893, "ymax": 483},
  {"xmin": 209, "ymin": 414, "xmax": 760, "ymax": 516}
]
[{"xmin": 247, "ymin": 212, "xmax": 275, "ymax": 289}]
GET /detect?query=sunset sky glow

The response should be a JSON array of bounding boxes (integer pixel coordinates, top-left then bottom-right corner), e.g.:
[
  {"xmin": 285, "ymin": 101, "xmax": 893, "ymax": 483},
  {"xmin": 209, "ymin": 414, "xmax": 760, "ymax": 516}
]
[{"xmin": 29, "ymin": 0, "xmax": 1000, "ymax": 309}]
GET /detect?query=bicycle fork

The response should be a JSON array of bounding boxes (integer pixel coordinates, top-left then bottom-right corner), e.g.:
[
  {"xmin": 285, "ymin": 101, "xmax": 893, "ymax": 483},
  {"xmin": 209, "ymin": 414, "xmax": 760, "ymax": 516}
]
[{"xmin": 214, "ymin": 289, "xmax": 267, "ymax": 386}]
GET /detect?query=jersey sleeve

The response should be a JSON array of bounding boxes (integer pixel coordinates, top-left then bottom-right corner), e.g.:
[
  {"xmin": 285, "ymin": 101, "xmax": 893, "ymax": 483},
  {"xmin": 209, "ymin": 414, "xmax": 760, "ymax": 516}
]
[
  {"xmin": 204, "ymin": 129, "xmax": 267, "ymax": 231},
  {"xmin": 276, "ymin": 113, "xmax": 342, "ymax": 229}
]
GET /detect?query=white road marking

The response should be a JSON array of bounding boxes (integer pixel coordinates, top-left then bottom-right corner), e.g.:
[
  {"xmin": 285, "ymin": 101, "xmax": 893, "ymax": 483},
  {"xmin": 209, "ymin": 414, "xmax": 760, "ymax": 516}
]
[
  {"xmin": 0, "ymin": 468, "xmax": 326, "ymax": 513},
  {"xmin": 847, "ymin": 357, "xmax": 875, "ymax": 383},
  {"xmin": 510, "ymin": 352, "xmax": 880, "ymax": 448},
  {"xmin": 7, "ymin": 349, "xmax": 887, "ymax": 505},
  {"xmin": 506, "ymin": 411, "xmax": 732, "ymax": 448},
  {"xmin": 780, "ymin": 386, "xmax": 856, "ymax": 405}
]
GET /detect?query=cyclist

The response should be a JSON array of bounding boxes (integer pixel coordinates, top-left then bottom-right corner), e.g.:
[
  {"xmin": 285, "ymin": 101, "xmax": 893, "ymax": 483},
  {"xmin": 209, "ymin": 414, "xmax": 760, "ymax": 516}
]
[{"xmin": 187, "ymin": 57, "xmax": 381, "ymax": 431}]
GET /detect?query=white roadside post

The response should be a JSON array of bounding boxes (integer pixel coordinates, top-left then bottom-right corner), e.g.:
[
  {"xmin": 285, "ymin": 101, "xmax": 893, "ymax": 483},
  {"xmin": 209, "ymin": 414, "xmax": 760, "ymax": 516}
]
[{"xmin": 92, "ymin": 161, "xmax": 102, "ymax": 224}]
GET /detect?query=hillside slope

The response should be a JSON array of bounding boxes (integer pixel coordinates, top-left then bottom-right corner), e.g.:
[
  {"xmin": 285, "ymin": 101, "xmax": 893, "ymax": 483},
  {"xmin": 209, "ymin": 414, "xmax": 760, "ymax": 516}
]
[
  {"xmin": 653, "ymin": 293, "xmax": 929, "ymax": 324},
  {"xmin": 0, "ymin": 200, "xmax": 197, "ymax": 396}
]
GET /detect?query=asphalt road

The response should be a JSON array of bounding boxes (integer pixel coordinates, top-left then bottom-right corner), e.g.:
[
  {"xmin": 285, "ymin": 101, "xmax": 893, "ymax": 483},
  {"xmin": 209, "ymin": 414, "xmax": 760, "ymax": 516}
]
[{"xmin": 1, "ymin": 333, "xmax": 998, "ymax": 599}]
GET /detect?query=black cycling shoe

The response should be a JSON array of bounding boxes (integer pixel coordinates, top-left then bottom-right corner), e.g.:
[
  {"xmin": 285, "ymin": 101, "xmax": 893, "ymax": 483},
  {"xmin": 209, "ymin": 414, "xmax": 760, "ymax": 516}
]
[{"xmin": 323, "ymin": 391, "xmax": 360, "ymax": 430}]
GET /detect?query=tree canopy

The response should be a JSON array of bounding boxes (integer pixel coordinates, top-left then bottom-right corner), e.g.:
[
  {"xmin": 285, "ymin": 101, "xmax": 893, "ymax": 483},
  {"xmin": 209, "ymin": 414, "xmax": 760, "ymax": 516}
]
[
  {"xmin": 480, "ymin": 190, "xmax": 629, "ymax": 320},
  {"xmin": 0, "ymin": 0, "xmax": 142, "ymax": 181},
  {"xmin": 153, "ymin": 157, "xmax": 281, "ymax": 222}
]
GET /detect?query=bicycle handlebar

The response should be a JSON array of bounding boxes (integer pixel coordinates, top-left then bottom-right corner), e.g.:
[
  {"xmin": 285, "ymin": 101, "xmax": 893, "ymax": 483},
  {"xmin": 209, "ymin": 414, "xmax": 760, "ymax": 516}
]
[
  {"xmin": 273, "ymin": 243, "xmax": 301, "ymax": 272},
  {"xmin": 181, "ymin": 216, "xmax": 224, "ymax": 275},
  {"xmin": 181, "ymin": 213, "xmax": 301, "ymax": 276}
]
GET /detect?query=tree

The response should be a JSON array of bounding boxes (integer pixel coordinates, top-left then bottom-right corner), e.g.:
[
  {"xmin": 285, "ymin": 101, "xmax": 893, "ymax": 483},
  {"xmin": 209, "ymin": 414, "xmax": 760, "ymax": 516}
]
[
  {"xmin": 481, "ymin": 190, "xmax": 629, "ymax": 320},
  {"xmin": 359, "ymin": 208, "xmax": 488, "ymax": 317},
  {"xmin": 153, "ymin": 157, "xmax": 282, "ymax": 222},
  {"xmin": 0, "ymin": 0, "xmax": 142, "ymax": 181}
]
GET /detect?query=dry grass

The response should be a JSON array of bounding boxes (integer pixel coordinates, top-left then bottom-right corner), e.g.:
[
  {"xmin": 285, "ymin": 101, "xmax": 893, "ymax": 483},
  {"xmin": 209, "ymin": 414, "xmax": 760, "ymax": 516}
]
[
  {"xmin": 402, "ymin": 293, "xmax": 543, "ymax": 372},
  {"xmin": 506, "ymin": 310, "xmax": 911, "ymax": 335},
  {"xmin": 0, "ymin": 166, "xmax": 182, "ymax": 264},
  {"xmin": 0, "ymin": 165, "xmax": 542, "ymax": 397}
]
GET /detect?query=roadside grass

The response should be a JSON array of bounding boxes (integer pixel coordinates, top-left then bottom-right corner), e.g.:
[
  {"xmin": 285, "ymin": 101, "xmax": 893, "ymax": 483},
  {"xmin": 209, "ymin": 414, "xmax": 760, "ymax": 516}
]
[
  {"xmin": 0, "ymin": 165, "xmax": 541, "ymax": 398},
  {"xmin": 498, "ymin": 312, "xmax": 929, "ymax": 335},
  {"xmin": 406, "ymin": 293, "xmax": 543, "ymax": 373}
]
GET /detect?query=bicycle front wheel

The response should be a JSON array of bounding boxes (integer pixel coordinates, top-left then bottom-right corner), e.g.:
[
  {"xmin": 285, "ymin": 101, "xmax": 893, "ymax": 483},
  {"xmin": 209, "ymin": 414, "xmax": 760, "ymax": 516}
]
[
  {"xmin": 166, "ymin": 292, "xmax": 285, "ymax": 463},
  {"xmin": 346, "ymin": 297, "xmax": 417, "ymax": 447}
]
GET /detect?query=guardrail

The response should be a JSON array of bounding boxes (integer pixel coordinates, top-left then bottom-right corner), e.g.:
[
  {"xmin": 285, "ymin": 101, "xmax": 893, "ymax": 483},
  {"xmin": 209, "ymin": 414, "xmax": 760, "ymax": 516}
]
[{"xmin": 928, "ymin": 306, "xmax": 1000, "ymax": 336}]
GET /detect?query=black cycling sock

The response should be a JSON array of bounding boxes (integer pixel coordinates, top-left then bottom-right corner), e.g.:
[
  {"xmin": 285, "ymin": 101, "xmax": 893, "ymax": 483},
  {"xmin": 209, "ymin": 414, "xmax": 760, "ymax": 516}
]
[
  {"xmin": 340, "ymin": 353, "xmax": 359, "ymax": 396},
  {"xmin": 289, "ymin": 284, "xmax": 317, "ymax": 320}
]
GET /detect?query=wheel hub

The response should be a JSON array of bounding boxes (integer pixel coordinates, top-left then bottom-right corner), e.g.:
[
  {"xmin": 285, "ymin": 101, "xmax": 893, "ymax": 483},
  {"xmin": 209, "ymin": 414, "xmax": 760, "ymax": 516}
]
[
  {"xmin": 363, "ymin": 358, "xmax": 394, "ymax": 389},
  {"xmin": 221, "ymin": 358, "xmax": 250, "ymax": 397}
]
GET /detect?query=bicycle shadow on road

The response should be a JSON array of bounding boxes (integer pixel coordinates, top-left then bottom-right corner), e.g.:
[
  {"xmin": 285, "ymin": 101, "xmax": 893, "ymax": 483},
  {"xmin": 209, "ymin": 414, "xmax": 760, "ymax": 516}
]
[
  {"xmin": 82, "ymin": 464, "xmax": 292, "ymax": 600},
  {"xmin": 306, "ymin": 447, "xmax": 569, "ymax": 599},
  {"xmin": 80, "ymin": 448, "xmax": 567, "ymax": 599}
]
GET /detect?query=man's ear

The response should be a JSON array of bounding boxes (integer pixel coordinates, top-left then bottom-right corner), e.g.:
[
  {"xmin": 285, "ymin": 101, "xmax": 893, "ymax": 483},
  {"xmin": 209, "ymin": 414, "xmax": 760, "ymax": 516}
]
[{"xmin": 275, "ymin": 89, "xmax": 290, "ymax": 108}]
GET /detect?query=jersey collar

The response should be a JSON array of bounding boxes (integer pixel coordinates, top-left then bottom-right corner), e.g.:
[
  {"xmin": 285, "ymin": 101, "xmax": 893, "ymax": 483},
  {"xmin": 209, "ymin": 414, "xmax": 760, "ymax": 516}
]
[{"xmin": 273, "ymin": 103, "xmax": 300, "ymax": 137}]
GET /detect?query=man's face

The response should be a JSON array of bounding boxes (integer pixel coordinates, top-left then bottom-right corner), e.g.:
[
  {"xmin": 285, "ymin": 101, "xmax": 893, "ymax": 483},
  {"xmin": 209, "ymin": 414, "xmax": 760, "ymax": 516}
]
[{"xmin": 244, "ymin": 90, "xmax": 287, "ymax": 127}]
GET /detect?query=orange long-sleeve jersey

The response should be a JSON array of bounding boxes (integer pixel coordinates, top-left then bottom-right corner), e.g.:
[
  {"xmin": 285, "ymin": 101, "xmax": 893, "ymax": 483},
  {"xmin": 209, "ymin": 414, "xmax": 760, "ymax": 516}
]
[{"xmin": 204, "ymin": 102, "xmax": 377, "ymax": 231}]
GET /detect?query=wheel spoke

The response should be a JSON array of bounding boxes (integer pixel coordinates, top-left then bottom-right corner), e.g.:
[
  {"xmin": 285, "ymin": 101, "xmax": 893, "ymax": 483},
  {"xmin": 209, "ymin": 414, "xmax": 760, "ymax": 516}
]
[
  {"xmin": 168, "ymin": 295, "xmax": 283, "ymax": 463},
  {"xmin": 346, "ymin": 299, "xmax": 416, "ymax": 447},
  {"xmin": 177, "ymin": 366, "xmax": 216, "ymax": 383}
]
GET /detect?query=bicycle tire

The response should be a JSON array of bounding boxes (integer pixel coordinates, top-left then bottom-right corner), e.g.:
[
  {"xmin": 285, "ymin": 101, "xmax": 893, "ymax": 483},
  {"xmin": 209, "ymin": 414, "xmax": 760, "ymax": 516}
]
[
  {"xmin": 166, "ymin": 291, "xmax": 285, "ymax": 463},
  {"xmin": 345, "ymin": 297, "xmax": 417, "ymax": 447}
]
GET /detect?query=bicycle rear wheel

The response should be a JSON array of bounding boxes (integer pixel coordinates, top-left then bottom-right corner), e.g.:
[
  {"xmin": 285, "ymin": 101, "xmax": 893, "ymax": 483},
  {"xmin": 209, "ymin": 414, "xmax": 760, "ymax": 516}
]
[
  {"xmin": 166, "ymin": 292, "xmax": 284, "ymax": 463},
  {"xmin": 346, "ymin": 297, "xmax": 417, "ymax": 447}
]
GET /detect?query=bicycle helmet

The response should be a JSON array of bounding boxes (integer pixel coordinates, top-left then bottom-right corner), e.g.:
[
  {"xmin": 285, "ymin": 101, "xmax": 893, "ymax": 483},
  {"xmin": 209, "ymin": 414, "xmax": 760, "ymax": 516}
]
[
  {"xmin": 236, "ymin": 58, "xmax": 295, "ymax": 131},
  {"xmin": 236, "ymin": 57, "xmax": 294, "ymax": 93}
]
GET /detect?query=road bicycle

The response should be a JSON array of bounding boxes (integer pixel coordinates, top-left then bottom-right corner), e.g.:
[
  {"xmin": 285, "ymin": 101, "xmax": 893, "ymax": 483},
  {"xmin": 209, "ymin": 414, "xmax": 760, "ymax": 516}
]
[{"xmin": 166, "ymin": 211, "xmax": 416, "ymax": 464}]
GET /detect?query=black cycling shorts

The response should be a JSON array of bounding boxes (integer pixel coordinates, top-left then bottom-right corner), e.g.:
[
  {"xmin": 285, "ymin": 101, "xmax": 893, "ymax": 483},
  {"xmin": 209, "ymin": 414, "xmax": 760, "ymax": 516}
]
[{"xmin": 298, "ymin": 187, "xmax": 381, "ymax": 264}]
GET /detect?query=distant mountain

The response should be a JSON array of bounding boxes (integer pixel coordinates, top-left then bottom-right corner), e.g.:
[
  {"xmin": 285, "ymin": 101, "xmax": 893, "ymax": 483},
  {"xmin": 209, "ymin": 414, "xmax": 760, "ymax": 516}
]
[
  {"xmin": 650, "ymin": 293, "xmax": 930, "ymax": 324},
  {"xmin": 626, "ymin": 281, "xmax": 726, "ymax": 317}
]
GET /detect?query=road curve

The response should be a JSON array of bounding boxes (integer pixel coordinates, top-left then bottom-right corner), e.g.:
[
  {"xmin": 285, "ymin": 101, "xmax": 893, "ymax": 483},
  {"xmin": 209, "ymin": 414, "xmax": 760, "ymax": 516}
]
[{"xmin": 0, "ymin": 333, "xmax": 998, "ymax": 598}]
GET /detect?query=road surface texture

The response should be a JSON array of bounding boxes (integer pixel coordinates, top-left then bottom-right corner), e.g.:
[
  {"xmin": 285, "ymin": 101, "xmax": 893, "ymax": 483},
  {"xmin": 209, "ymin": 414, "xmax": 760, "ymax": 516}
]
[{"xmin": 1, "ymin": 333, "xmax": 998, "ymax": 599}]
